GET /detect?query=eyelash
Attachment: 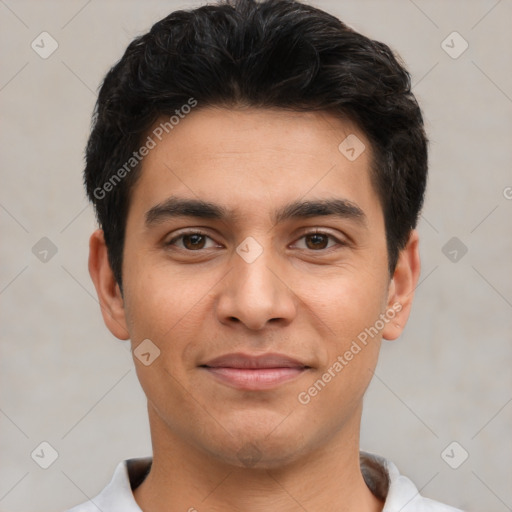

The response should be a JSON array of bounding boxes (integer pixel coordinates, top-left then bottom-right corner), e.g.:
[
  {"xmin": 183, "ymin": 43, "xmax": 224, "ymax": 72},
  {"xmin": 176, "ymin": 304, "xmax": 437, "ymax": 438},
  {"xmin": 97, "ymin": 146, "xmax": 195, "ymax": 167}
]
[{"xmin": 165, "ymin": 229, "xmax": 345, "ymax": 252}]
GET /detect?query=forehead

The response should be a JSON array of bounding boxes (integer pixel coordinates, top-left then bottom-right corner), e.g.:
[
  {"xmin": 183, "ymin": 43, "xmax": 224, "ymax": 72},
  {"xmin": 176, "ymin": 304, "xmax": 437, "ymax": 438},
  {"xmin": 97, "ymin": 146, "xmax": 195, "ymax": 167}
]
[{"xmin": 127, "ymin": 107, "xmax": 382, "ymax": 227}]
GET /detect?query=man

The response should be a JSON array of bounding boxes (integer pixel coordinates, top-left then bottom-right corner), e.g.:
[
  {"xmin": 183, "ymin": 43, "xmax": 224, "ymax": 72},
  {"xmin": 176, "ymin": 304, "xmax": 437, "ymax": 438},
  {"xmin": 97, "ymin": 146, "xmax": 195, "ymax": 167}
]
[{"xmin": 70, "ymin": 0, "xmax": 463, "ymax": 510}]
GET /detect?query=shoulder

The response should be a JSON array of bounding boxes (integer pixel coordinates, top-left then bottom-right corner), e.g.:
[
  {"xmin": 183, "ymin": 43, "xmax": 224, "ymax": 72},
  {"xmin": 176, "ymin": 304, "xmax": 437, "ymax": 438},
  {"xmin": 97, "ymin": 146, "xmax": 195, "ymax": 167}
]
[
  {"xmin": 360, "ymin": 451, "xmax": 464, "ymax": 512},
  {"xmin": 64, "ymin": 458, "xmax": 152, "ymax": 512}
]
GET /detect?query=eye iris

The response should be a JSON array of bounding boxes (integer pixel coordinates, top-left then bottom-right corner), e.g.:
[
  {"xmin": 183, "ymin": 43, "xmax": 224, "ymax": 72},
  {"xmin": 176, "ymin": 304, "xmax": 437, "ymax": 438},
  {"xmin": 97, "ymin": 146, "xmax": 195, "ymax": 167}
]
[
  {"xmin": 183, "ymin": 234, "xmax": 206, "ymax": 250},
  {"xmin": 306, "ymin": 233, "xmax": 328, "ymax": 250}
]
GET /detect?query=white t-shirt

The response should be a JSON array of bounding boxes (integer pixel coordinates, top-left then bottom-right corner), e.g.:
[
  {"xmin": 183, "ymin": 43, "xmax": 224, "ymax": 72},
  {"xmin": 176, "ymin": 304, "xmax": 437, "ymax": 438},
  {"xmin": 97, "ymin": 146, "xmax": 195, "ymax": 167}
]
[{"xmin": 66, "ymin": 451, "xmax": 464, "ymax": 511}]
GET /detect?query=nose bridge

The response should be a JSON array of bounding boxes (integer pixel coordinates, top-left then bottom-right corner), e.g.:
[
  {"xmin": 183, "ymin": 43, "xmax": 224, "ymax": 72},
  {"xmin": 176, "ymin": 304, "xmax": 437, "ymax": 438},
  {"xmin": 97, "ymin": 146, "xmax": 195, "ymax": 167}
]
[
  {"xmin": 216, "ymin": 235, "xmax": 296, "ymax": 330},
  {"xmin": 239, "ymin": 248, "xmax": 279, "ymax": 302}
]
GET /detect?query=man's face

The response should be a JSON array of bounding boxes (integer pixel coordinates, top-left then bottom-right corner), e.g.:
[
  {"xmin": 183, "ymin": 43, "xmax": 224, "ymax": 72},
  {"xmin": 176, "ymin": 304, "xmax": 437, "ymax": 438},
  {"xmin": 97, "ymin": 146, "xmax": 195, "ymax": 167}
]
[{"xmin": 111, "ymin": 107, "xmax": 399, "ymax": 468}]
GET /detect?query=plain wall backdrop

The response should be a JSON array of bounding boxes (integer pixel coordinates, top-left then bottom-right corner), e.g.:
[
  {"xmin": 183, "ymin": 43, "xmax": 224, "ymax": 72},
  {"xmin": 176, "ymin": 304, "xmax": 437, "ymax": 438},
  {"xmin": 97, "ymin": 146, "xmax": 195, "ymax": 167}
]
[{"xmin": 1, "ymin": 0, "xmax": 511, "ymax": 511}]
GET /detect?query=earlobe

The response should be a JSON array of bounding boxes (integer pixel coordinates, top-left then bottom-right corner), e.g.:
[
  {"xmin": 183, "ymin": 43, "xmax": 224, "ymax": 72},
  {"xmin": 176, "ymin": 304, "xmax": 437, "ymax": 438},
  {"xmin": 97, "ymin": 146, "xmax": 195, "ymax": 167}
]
[
  {"xmin": 382, "ymin": 230, "xmax": 421, "ymax": 341},
  {"xmin": 88, "ymin": 229, "xmax": 130, "ymax": 340}
]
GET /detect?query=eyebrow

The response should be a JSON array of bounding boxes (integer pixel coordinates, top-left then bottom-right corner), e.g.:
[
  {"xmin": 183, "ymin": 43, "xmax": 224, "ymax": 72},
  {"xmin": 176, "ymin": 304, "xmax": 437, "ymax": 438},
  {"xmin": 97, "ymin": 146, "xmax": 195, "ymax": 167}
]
[{"xmin": 145, "ymin": 196, "xmax": 366, "ymax": 227}]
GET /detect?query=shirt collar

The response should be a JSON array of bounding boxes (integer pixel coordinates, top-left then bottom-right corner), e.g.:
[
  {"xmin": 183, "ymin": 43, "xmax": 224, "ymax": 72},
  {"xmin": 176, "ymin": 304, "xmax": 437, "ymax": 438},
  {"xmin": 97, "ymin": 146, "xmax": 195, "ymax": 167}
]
[{"xmin": 70, "ymin": 452, "xmax": 462, "ymax": 512}]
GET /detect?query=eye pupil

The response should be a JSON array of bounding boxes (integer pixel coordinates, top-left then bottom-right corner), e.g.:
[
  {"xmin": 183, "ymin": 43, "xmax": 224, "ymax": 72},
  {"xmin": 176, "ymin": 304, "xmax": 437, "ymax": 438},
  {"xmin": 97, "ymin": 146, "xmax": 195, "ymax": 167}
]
[
  {"xmin": 183, "ymin": 234, "xmax": 205, "ymax": 250},
  {"xmin": 306, "ymin": 234, "xmax": 328, "ymax": 250}
]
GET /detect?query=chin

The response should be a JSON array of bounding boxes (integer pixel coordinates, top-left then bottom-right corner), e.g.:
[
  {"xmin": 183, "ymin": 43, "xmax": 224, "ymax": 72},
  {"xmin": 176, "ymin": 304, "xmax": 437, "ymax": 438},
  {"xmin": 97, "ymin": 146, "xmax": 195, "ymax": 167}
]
[{"xmin": 202, "ymin": 428, "xmax": 310, "ymax": 471}]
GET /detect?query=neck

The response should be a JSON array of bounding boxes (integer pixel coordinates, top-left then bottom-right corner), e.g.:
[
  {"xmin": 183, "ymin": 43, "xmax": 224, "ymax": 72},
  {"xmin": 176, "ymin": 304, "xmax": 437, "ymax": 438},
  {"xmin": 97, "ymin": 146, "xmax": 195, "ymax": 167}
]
[{"xmin": 134, "ymin": 404, "xmax": 383, "ymax": 512}]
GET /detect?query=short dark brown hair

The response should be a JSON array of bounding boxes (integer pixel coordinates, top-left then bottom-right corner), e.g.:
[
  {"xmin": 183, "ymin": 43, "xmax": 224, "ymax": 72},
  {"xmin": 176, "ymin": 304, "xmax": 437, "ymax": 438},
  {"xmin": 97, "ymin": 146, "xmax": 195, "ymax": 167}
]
[{"xmin": 84, "ymin": 0, "xmax": 428, "ymax": 286}]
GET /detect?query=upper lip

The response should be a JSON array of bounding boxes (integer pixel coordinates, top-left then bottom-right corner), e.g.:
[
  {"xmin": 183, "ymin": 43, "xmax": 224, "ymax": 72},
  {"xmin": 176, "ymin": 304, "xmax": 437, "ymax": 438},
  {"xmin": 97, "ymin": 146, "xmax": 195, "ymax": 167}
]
[{"xmin": 201, "ymin": 353, "xmax": 309, "ymax": 369}]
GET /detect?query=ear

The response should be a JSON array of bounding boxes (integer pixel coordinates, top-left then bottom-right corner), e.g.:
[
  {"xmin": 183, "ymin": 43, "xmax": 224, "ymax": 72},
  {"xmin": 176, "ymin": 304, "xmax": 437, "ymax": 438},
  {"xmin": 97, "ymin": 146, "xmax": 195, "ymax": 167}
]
[
  {"xmin": 88, "ymin": 229, "xmax": 130, "ymax": 340},
  {"xmin": 382, "ymin": 230, "xmax": 421, "ymax": 341}
]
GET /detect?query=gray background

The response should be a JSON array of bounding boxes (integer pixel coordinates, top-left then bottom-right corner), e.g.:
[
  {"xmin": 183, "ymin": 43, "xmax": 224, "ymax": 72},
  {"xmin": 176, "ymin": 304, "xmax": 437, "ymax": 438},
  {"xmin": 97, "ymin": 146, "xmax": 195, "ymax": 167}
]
[{"xmin": 1, "ymin": 1, "xmax": 511, "ymax": 511}]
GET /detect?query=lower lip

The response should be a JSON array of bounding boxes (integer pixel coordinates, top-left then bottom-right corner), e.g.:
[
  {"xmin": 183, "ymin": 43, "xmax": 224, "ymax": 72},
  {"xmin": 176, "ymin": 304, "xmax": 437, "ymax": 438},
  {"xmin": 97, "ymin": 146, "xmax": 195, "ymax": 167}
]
[{"xmin": 202, "ymin": 367, "xmax": 307, "ymax": 390}]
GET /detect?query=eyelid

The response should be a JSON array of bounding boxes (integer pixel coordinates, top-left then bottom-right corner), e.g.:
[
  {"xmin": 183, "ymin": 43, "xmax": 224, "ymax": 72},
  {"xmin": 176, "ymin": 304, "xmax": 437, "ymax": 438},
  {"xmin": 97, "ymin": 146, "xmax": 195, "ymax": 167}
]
[
  {"xmin": 165, "ymin": 228, "xmax": 348, "ymax": 251},
  {"xmin": 165, "ymin": 229, "xmax": 220, "ymax": 247},
  {"xmin": 290, "ymin": 228, "xmax": 347, "ymax": 249}
]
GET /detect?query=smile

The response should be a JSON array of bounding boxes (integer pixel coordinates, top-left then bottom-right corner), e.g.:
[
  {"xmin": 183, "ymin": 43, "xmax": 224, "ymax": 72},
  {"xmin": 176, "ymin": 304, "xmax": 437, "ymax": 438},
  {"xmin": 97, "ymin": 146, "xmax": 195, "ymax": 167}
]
[{"xmin": 200, "ymin": 353, "xmax": 310, "ymax": 390}]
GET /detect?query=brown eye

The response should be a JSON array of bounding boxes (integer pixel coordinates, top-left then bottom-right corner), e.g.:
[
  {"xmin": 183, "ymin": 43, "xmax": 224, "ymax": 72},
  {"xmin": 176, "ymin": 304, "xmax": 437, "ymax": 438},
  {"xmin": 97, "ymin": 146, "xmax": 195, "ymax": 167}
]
[
  {"xmin": 182, "ymin": 234, "xmax": 207, "ymax": 250},
  {"xmin": 166, "ymin": 231, "xmax": 217, "ymax": 251},
  {"xmin": 304, "ymin": 233, "xmax": 330, "ymax": 250},
  {"xmin": 292, "ymin": 231, "xmax": 343, "ymax": 251}
]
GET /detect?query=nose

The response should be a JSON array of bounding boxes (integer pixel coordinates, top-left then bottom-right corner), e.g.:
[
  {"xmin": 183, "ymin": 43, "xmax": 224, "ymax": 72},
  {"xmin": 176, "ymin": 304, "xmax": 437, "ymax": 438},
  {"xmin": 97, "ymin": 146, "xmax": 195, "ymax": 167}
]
[{"xmin": 215, "ymin": 243, "xmax": 297, "ymax": 331}]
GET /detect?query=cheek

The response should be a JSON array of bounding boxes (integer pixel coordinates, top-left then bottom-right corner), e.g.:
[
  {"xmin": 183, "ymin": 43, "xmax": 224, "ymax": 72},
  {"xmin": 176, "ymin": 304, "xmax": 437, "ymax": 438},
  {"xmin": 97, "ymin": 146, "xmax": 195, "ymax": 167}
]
[
  {"xmin": 122, "ymin": 260, "xmax": 231, "ymax": 380},
  {"xmin": 297, "ymin": 278, "xmax": 384, "ymax": 418},
  {"xmin": 300, "ymin": 268, "xmax": 389, "ymax": 339},
  {"xmin": 295, "ymin": 268, "xmax": 388, "ymax": 404},
  {"xmin": 122, "ymin": 261, "xmax": 201, "ymax": 342}
]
